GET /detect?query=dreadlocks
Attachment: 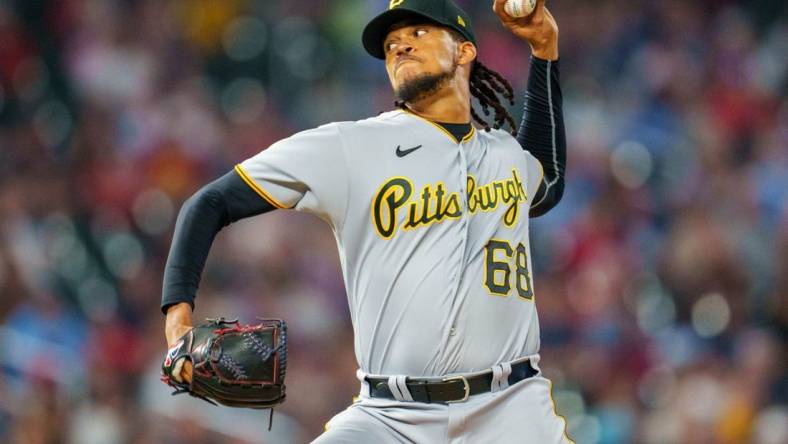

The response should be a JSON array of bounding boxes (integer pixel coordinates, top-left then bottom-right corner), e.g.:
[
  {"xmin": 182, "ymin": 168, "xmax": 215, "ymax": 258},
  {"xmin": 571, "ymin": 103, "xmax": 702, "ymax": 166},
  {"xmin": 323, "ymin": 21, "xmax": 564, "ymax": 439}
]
[{"xmin": 468, "ymin": 61, "xmax": 517, "ymax": 135}]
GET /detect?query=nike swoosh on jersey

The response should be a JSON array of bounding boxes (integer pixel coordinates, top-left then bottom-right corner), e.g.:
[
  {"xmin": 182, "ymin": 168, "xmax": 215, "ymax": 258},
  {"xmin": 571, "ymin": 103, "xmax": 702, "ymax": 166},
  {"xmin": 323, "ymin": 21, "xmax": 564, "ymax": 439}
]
[{"xmin": 395, "ymin": 145, "xmax": 423, "ymax": 158}]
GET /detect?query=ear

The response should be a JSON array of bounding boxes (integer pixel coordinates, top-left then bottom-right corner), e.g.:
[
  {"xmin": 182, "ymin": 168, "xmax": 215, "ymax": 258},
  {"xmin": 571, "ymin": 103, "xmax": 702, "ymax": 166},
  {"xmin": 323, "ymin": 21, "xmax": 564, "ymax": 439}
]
[{"xmin": 456, "ymin": 41, "xmax": 477, "ymax": 66}]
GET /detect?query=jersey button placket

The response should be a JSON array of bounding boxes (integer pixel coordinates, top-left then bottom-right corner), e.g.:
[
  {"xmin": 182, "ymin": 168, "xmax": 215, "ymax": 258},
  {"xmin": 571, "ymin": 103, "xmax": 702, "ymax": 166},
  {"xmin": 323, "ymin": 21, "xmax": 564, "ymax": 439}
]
[
  {"xmin": 437, "ymin": 137, "xmax": 466, "ymax": 359},
  {"xmin": 455, "ymin": 139, "xmax": 470, "ymax": 276},
  {"xmin": 447, "ymin": 139, "xmax": 471, "ymax": 336}
]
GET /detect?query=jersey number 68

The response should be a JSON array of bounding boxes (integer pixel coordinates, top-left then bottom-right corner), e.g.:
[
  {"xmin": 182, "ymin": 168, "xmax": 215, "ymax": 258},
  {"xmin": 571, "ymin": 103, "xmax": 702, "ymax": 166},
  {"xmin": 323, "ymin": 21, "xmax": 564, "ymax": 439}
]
[{"xmin": 483, "ymin": 239, "xmax": 534, "ymax": 300}]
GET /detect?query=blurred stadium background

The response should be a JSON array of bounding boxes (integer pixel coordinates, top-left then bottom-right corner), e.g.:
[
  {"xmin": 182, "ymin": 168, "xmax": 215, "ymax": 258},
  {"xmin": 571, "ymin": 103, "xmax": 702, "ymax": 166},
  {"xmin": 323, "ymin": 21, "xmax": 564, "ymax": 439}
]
[{"xmin": 0, "ymin": 0, "xmax": 785, "ymax": 443}]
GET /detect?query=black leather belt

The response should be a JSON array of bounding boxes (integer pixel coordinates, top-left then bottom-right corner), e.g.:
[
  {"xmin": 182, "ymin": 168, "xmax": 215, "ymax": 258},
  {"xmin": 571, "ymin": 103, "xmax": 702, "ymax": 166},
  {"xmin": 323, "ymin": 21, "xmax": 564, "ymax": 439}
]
[{"xmin": 366, "ymin": 360, "xmax": 538, "ymax": 404}]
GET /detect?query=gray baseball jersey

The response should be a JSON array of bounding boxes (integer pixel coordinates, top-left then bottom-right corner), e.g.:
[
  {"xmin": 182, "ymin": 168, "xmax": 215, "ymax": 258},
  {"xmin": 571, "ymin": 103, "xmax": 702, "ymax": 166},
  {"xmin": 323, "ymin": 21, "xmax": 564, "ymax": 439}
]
[{"xmin": 238, "ymin": 109, "xmax": 544, "ymax": 377}]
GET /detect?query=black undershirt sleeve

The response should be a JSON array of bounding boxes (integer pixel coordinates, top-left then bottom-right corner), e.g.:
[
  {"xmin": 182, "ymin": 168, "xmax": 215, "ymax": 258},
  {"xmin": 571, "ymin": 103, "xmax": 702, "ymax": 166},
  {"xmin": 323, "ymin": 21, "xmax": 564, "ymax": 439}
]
[
  {"xmin": 517, "ymin": 56, "xmax": 567, "ymax": 218},
  {"xmin": 161, "ymin": 170, "xmax": 276, "ymax": 314}
]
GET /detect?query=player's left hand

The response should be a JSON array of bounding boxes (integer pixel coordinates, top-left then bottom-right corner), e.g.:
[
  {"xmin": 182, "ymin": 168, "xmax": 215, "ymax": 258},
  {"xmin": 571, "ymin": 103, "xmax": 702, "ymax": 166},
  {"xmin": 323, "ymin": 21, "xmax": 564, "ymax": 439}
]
[{"xmin": 492, "ymin": 0, "xmax": 558, "ymax": 60}]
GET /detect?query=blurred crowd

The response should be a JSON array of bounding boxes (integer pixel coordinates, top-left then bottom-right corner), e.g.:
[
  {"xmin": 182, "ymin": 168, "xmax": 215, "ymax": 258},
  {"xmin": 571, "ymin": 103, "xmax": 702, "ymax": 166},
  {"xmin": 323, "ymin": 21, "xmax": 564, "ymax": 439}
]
[{"xmin": 0, "ymin": 0, "xmax": 785, "ymax": 443}]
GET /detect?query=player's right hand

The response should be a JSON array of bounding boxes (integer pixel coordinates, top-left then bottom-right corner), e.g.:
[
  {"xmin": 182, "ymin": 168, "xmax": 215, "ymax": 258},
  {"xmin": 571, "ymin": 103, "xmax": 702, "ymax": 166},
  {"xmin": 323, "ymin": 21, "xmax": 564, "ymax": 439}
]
[
  {"xmin": 165, "ymin": 302, "xmax": 195, "ymax": 383},
  {"xmin": 492, "ymin": 0, "xmax": 558, "ymax": 61}
]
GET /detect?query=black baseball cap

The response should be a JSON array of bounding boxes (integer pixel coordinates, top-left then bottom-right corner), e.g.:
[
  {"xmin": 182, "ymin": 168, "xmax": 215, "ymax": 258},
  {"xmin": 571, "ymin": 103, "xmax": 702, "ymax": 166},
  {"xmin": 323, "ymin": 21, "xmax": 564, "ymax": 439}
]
[{"xmin": 362, "ymin": 0, "xmax": 477, "ymax": 59}]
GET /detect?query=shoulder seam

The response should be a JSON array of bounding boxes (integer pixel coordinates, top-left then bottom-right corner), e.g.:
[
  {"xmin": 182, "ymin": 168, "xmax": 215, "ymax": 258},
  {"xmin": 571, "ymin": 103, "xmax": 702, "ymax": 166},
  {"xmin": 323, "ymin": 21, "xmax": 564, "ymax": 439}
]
[{"xmin": 234, "ymin": 164, "xmax": 288, "ymax": 209}]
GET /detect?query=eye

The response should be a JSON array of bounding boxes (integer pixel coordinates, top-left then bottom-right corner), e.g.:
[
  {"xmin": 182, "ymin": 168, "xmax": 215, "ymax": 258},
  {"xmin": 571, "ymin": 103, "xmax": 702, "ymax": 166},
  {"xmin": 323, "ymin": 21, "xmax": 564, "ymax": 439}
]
[
  {"xmin": 415, "ymin": 28, "xmax": 428, "ymax": 37},
  {"xmin": 385, "ymin": 42, "xmax": 396, "ymax": 53}
]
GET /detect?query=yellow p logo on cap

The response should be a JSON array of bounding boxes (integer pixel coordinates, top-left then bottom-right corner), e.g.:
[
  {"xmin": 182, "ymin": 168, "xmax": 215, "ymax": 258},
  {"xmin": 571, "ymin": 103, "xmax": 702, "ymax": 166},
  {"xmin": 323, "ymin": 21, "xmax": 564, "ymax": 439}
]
[
  {"xmin": 457, "ymin": 15, "xmax": 466, "ymax": 27},
  {"xmin": 389, "ymin": 0, "xmax": 404, "ymax": 9}
]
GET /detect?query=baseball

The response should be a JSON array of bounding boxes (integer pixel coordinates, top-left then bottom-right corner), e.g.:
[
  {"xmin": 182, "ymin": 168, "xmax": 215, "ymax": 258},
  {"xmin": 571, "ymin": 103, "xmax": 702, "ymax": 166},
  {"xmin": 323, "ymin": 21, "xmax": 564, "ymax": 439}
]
[{"xmin": 504, "ymin": 0, "xmax": 537, "ymax": 18}]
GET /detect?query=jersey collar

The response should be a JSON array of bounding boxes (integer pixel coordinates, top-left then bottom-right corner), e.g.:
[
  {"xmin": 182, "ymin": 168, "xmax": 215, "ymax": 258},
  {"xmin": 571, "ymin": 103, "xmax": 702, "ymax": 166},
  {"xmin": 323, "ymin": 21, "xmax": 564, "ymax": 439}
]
[{"xmin": 400, "ymin": 109, "xmax": 476, "ymax": 145}]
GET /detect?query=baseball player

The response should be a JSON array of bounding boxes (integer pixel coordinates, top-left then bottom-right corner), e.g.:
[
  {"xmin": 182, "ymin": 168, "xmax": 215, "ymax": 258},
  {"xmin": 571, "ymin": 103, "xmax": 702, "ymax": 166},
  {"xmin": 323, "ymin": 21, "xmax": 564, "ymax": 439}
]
[{"xmin": 162, "ymin": 0, "xmax": 570, "ymax": 442}]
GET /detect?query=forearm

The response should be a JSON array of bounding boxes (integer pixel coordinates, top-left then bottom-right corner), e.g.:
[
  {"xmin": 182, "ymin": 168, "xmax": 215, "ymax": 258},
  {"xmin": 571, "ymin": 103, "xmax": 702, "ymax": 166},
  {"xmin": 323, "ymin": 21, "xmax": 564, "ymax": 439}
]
[
  {"xmin": 165, "ymin": 302, "xmax": 193, "ymax": 346},
  {"xmin": 160, "ymin": 170, "xmax": 275, "ymax": 314},
  {"xmin": 517, "ymin": 55, "xmax": 566, "ymax": 217},
  {"xmin": 160, "ymin": 186, "xmax": 229, "ymax": 313}
]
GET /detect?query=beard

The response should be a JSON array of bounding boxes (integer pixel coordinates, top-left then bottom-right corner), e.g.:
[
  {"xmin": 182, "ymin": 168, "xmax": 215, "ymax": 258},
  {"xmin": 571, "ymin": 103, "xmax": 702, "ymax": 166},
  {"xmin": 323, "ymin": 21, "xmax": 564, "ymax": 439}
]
[{"xmin": 394, "ymin": 63, "xmax": 457, "ymax": 104}]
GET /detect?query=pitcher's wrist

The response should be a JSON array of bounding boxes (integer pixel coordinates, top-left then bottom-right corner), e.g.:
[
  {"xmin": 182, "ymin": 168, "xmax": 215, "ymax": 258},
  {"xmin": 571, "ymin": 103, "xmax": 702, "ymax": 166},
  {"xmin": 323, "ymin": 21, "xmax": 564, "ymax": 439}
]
[
  {"xmin": 531, "ymin": 43, "xmax": 558, "ymax": 61},
  {"xmin": 165, "ymin": 302, "xmax": 193, "ymax": 346}
]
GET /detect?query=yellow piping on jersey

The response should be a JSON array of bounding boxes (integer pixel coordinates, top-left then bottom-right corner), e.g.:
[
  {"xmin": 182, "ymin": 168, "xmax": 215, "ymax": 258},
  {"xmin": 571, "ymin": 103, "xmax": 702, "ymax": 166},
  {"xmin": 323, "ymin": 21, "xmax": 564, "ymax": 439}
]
[
  {"xmin": 548, "ymin": 380, "xmax": 576, "ymax": 444},
  {"xmin": 234, "ymin": 164, "xmax": 288, "ymax": 209},
  {"xmin": 461, "ymin": 126, "xmax": 475, "ymax": 142},
  {"xmin": 401, "ymin": 109, "xmax": 475, "ymax": 144}
]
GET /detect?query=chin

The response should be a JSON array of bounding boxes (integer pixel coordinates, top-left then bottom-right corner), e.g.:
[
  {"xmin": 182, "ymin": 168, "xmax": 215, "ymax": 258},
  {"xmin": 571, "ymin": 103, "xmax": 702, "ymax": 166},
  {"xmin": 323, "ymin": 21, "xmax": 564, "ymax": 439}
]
[
  {"xmin": 396, "ymin": 68, "xmax": 429, "ymax": 88},
  {"xmin": 396, "ymin": 68, "xmax": 419, "ymax": 83}
]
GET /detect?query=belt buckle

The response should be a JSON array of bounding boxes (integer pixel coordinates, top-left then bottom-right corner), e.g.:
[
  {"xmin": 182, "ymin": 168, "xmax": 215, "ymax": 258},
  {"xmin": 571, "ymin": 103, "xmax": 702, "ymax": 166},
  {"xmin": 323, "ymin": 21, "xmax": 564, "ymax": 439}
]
[{"xmin": 442, "ymin": 375, "xmax": 470, "ymax": 403}]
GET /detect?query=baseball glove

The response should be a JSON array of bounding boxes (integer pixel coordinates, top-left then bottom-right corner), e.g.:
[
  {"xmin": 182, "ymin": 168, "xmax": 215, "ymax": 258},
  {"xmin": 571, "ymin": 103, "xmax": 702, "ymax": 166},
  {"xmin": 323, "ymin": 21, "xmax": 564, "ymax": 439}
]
[{"xmin": 161, "ymin": 317, "xmax": 287, "ymax": 411}]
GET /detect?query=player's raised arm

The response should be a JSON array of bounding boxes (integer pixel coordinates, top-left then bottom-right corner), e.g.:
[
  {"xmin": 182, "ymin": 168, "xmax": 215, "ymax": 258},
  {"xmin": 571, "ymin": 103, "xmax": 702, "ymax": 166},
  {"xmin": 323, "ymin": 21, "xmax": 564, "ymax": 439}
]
[{"xmin": 493, "ymin": 0, "xmax": 566, "ymax": 217}]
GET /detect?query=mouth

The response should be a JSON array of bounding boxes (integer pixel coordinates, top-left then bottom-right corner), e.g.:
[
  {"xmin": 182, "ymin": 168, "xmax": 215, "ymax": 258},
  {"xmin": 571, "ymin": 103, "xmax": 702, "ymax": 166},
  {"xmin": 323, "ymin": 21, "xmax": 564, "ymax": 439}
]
[{"xmin": 395, "ymin": 57, "xmax": 420, "ymax": 73}]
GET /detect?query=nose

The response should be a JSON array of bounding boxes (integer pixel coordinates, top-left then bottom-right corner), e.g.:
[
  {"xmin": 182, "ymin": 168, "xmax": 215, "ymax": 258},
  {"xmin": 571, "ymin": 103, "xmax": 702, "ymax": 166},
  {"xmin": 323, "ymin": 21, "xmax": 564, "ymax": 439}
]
[{"xmin": 395, "ymin": 44, "xmax": 414, "ymax": 57}]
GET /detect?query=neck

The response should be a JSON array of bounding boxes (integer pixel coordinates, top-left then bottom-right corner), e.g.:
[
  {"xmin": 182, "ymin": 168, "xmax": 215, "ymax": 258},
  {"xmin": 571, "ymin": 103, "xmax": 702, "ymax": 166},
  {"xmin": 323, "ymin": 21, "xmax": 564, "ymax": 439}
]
[{"xmin": 404, "ymin": 75, "xmax": 471, "ymax": 124}]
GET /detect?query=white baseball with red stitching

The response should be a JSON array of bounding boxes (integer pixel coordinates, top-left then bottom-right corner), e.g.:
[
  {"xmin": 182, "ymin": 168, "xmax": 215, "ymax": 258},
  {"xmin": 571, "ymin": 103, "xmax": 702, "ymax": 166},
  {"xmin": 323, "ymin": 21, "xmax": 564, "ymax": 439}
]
[{"xmin": 504, "ymin": 0, "xmax": 537, "ymax": 18}]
